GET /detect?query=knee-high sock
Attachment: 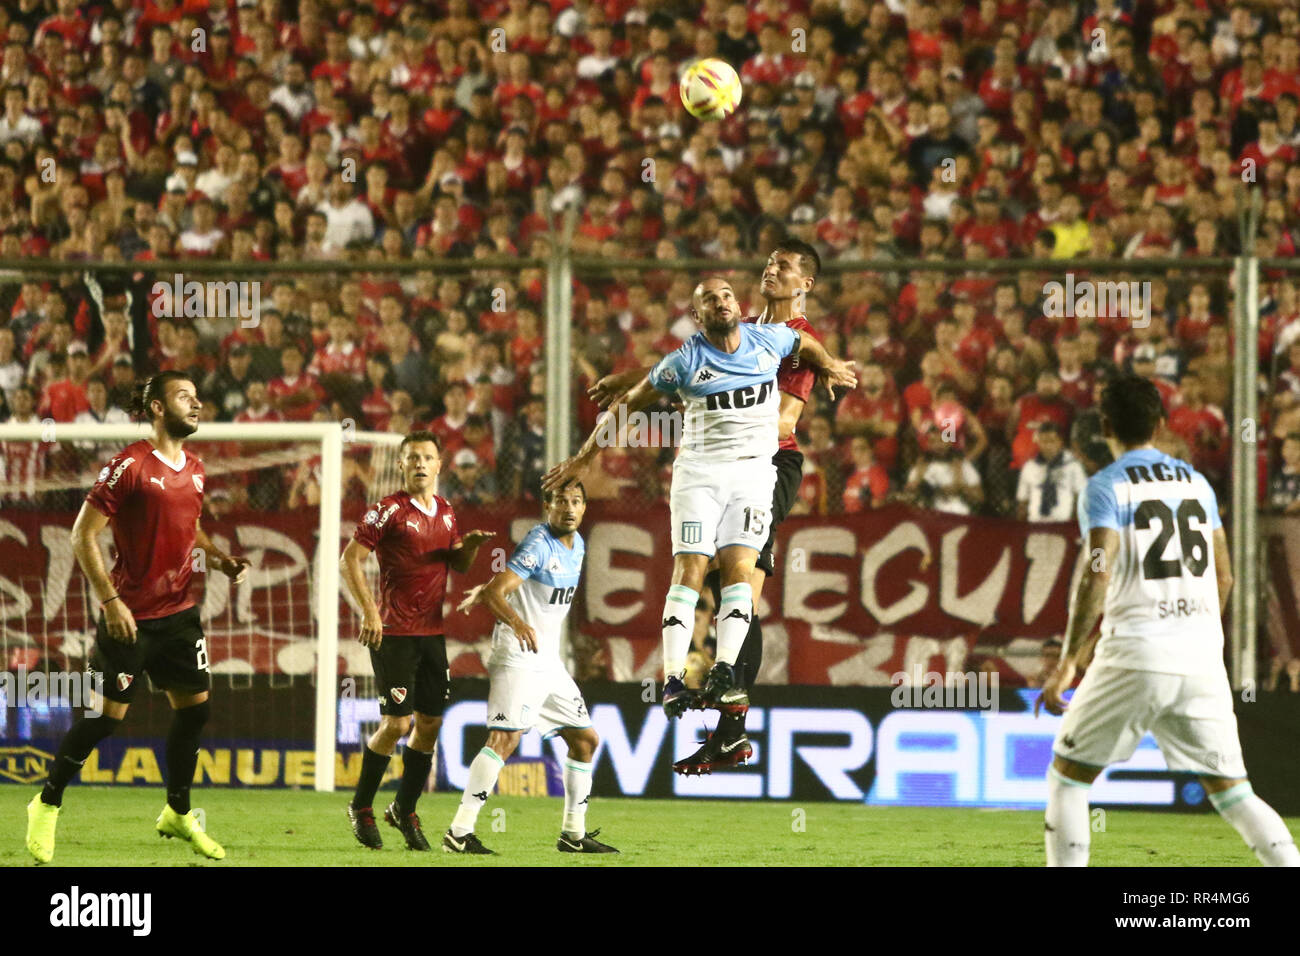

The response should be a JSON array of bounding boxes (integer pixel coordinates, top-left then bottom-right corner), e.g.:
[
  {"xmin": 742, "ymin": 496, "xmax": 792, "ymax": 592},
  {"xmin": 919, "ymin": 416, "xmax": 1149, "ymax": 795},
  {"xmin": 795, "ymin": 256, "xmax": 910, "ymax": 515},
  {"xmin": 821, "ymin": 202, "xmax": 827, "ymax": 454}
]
[
  {"xmin": 41, "ymin": 715, "xmax": 121, "ymax": 807},
  {"xmin": 395, "ymin": 744, "xmax": 434, "ymax": 815},
  {"xmin": 165, "ymin": 701, "xmax": 210, "ymax": 814},
  {"xmin": 661, "ymin": 584, "xmax": 698, "ymax": 678},
  {"xmin": 734, "ymin": 613, "xmax": 763, "ymax": 690},
  {"xmin": 351, "ymin": 745, "xmax": 391, "ymax": 810},
  {"xmin": 1210, "ymin": 782, "xmax": 1300, "ymax": 866},
  {"xmin": 451, "ymin": 747, "xmax": 504, "ymax": 837},
  {"xmin": 1045, "ymin": 767, "xmax": 1092, "ymax": 867},
  {"xmin": 715, "ymin": 583, "xmax": 753, "ymax": 666},
  {"xmin": 562, "ymin": 758, "xmax": 594, "ymax": 840}
]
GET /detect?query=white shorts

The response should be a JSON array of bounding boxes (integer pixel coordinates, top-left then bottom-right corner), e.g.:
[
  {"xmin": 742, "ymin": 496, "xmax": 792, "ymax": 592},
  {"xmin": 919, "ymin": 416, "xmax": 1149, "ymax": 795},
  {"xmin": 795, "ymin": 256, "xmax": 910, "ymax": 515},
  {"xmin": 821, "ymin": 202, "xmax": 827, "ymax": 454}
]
[
  {"xmin": 1054, "ymin": 664, "xmax": 1247, "ymax": 778},
  {"xmin": 670, "ymin": 456, "xmax": 776, "ymax": 556},
  {"xmin": 486, "ymin": 664, "xmax": 591, "ymax": 739}
]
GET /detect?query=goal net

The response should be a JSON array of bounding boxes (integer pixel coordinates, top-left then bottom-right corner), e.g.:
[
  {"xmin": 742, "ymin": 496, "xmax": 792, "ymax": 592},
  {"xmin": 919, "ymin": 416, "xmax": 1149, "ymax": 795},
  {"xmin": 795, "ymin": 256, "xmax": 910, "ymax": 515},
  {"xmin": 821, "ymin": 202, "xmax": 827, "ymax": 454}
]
[{"xmin": 0, "ymin": 420, "xmax": 402, "ymax": 792}]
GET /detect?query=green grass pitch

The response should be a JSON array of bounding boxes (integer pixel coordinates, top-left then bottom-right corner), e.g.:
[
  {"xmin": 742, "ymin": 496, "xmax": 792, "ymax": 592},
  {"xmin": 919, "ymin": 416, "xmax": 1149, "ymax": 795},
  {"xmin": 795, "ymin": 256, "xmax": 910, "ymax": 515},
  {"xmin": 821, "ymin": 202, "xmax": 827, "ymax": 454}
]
[{"xmin": 0, "ymin": 787, "xmax": 1285, "ymax": 866}]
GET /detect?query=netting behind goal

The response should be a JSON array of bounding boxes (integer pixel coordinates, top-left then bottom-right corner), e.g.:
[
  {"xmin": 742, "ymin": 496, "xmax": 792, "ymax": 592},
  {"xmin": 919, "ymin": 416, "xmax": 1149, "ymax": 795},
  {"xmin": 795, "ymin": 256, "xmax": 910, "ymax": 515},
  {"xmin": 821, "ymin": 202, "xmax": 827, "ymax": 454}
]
[{"xmin": 0, "ymin": 422, "xmax": 401, "ymax": 789}]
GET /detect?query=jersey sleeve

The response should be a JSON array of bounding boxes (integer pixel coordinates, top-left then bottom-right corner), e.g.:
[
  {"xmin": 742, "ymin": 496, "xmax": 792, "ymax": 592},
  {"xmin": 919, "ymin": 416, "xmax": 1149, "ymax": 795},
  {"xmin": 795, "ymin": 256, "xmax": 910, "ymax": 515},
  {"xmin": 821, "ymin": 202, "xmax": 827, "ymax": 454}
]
[
  {"xmin": 85, "ymin": 450, "xmax": 140, "ymax": 517},
  {"xmin": 506, "ymin": 527, "xmax": 548, "ymax": 581},
  {"xmin": 648, "ymin": 348, "xmax": 687, "ymax": 396},
  {"xmin": 445, "ymin": 502, "xmax": 464, "ymax": 549},
  {"xmin": 1080, "ymin": 475, "xmax": 1121, "ymax": 535},
  {"xmin": 1198, "ymin": 474, "xmax": 1223, "ymax": 529},
  {"xmin": 752, "ymin": 322, "xmax": 800, "ymax": 358},
  {"xmin": 353, "ymin": 499, "xmax": 393, "ymax": 550}
]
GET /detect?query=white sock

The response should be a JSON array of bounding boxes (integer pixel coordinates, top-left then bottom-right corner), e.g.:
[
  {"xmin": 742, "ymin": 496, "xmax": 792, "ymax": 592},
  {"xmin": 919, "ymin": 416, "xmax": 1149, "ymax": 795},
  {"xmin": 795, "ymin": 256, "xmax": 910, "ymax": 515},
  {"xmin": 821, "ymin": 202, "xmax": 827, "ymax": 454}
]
[
  {"xmin": 1210, "ymin": 782, "xmax": 1300, "ymax": 866},
  {"xmin": 1045, "ymin": 767, "xmax": 1092, "ymax": 867},
  {"xmin": 561, "ymin": 758, "xmax": 593, "ymax": 840},
  {"xmin": 661, "ymin": 584, "xmax": 698, "ymax": 678},
  {"xmin": 450, "ymin": 747, "xmax": 504, "ymax": 837},
  {"xmin": 715, "ymin": 582, "xmax": 753, "ymax": 666}
]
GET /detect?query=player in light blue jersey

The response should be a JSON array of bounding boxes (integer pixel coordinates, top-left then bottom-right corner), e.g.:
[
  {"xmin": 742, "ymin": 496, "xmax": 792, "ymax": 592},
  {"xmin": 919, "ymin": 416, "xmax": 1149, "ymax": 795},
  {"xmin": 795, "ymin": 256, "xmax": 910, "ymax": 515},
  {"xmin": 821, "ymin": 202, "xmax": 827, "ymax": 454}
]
[
  {"xmin": 544, "ymin": 277, "xmax": 856, "ymax": 730},
  {"xmin": 443, "ymin": 480, "xmax": 616, "ymax": 854},
  {"xmin": 1038, "ymin": 376, "xmax": 1298, "ymax": 867}
]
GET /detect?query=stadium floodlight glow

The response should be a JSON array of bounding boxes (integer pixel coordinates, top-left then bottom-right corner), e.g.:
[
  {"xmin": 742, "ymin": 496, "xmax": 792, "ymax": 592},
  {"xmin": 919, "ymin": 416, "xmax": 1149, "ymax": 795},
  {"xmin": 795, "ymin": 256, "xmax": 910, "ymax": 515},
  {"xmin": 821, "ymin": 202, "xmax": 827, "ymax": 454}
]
[{"xmin": 0, "ymin": 420, "xmax": 403, "ymax": 792}]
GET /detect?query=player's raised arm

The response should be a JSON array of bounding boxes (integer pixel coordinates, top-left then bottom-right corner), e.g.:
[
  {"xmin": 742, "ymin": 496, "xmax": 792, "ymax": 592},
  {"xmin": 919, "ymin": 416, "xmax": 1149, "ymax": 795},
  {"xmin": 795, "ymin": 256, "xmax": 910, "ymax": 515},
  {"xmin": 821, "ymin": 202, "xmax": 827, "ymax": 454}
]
[
  {"xmin": 459, "ymin": 568, "xmax": 538, "ymax": 653},
  {"xmin": 1038, "ymin": 525, "xmax": 1118, "ymax": 717},
  {"xmin": 448, "ymin": 529, "xmax": 495, "ymax": 574},
  {"xmin": 588, "ymin": 365, "xmax": 652, "ymax": 409},
  {"xmin": 792, "ymin": 329, "xmax": 858, "ymax": 392},
  {"xmin": 543, "ymin": 374, "xmax": 665, "ymax": 493}
]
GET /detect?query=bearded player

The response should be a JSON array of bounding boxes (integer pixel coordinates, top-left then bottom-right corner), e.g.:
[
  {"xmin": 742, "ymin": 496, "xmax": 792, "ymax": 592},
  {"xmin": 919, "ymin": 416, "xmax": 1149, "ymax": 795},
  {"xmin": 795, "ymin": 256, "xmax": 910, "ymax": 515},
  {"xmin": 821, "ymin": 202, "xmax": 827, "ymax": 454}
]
[
  {"xmin": 548, "ymin": 275, "xmax": 855, "ymax": 770},
  {"xmin": 588, "ymin": 239, "xmax": 825, "ymax": 774},
  {"xmin": 25, "ymin": 371, "xmax": 250, "ymax": 864},
  {"xmin": 443, "ymin": 480, "xmax": 616, "ymax": 855},
  {"xmin": 341, "ymin": 430, "xmax": 493, "ymax": 852},
  {"xmin": 1037, "ymin": 376, "xmax": 1298, "ymax": 867}
]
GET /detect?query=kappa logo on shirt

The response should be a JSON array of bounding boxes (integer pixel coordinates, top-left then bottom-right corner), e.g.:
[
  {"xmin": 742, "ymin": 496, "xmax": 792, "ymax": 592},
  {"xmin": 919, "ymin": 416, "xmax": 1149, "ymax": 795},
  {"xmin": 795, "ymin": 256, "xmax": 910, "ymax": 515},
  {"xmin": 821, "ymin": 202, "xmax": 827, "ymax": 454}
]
[
  {"xmin": 692, "ymin": 367, "xmax": 717, "ymax": 386},
  {"xmin": 546, "ymin": 557, "xmax": 562, "ymax": 573}
]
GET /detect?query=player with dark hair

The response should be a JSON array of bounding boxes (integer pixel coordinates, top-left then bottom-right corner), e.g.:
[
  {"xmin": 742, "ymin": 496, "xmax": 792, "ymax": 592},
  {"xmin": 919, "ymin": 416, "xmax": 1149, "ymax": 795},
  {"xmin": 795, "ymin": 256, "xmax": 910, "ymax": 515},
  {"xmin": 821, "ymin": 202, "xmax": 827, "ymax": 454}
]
[
  {"xmin": 588, "ymin": 237, "xmax": 829, "ymax": 774},
  {"xmin": 26, "ymin": 370, "xmax": 250, "ymax": 864},
  {"xmin": 444, "ymin": 479, "xmax": 617, "ymax": 854},
  {"xmin": 1038, "ymin": 376, "xmax": 1298, "ymax": 867},
  {"xmin": 549, "ymin": 276, "xmax": 856, "ymax": 772},
  {"xmin": 340, "ymin": 429, "xmax": 494, "ymax": 851}
]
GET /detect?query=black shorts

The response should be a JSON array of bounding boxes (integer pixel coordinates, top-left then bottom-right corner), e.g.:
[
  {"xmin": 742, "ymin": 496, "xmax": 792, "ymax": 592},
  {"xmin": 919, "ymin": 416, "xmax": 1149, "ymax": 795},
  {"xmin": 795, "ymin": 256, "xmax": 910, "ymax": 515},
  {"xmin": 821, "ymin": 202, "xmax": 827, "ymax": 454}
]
[
  {"xmin": 757, "ymin": 448, "xmax": 805, "ymax": 576},
  {"xmin": 371, "ymin": 634, "xmax": 450, "ymax": 717},
  {"xmin": 91, "ymin": 605, "xmax": 211, "ymax": 704}
]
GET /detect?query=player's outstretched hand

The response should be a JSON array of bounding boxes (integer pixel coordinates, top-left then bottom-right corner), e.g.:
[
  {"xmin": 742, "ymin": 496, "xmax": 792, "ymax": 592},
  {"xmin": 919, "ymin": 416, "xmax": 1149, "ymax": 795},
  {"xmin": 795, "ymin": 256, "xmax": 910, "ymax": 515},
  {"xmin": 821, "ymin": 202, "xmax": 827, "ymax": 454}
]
[
  {"xmin": 461, "ymin": 530, "xmax": 494, "ymax": 548},
  {"xmin": 542, "ymin": 453, "xmax": 590, "ymax": 494},
  {"xmin": 823, "ymin": 358, "xmax": 858, "ymax": 393},
  {"xmin": 1035, "ymin": 660, "xmax": 1076, "ymax": 717},
  {"xmin": 358, "ymin": 609, "xmax": 384, "ymax": 649},
  {"xmin": 514, "ymin": 622, "xmax": 539, "ymax": 653},
  {"xmin": 222, "ymin": 555, "xmax": 251, "ymax": 584},
  {"xmin": 104, "ymin": 598, "xmax": 138, "ymax": 644},
  {"xmin": 457, "ymin": 584, "xmax": 486, "ymax": 614},
  {"xmin": 588, "ymin": 369, "xmax": 640, "ymax": 409}
]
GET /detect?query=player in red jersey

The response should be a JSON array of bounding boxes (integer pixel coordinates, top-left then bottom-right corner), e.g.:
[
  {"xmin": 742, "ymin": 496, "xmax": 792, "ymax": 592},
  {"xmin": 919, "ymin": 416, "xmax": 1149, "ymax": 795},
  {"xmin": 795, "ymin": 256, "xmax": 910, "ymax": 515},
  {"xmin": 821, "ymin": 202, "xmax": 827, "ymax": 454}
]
[
  {"xmin": 340, "ymin": 430, "xmax": 493, "ymax": 852},
  {"xmin": 589, "ymin": 239, "xmax": 826, "ymax": 774},
  {"xmin": 26, "ymin": 371, "xmax": 250, "ymax": 864}
]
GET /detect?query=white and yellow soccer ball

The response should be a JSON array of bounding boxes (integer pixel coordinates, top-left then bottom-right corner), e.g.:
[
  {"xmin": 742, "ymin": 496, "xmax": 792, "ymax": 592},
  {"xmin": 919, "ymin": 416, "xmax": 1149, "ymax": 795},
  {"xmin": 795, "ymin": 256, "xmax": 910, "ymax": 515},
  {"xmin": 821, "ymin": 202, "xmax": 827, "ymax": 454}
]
[{"xmin": 678, "ymin": 58, "xmax": 743, "ymax": 121}]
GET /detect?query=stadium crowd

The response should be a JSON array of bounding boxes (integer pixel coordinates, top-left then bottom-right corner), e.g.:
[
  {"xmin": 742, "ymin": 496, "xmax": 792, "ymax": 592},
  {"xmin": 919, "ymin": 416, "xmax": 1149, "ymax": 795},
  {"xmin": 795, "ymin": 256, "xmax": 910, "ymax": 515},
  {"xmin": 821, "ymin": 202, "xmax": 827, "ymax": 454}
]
[{"xmin": 0, "ymin": 0, "xmax": 1298, "ymax": 522}]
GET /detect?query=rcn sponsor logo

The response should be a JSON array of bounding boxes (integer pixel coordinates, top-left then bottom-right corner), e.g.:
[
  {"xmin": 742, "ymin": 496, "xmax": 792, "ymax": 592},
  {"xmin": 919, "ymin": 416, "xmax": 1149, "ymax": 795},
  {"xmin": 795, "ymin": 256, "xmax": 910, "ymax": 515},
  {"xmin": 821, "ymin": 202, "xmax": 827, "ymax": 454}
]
[{"xmin": 50, "ymin": 887, "xmax": 151, "ymax": 936}]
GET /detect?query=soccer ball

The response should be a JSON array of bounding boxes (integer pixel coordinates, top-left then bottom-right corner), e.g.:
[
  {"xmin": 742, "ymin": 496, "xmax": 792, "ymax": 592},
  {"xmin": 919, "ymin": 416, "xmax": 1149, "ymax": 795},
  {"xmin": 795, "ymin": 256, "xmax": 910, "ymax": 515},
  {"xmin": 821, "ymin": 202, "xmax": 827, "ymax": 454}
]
[{"xmin": 679, "ymin": 59, "xmax": 743, "ymax": 121}]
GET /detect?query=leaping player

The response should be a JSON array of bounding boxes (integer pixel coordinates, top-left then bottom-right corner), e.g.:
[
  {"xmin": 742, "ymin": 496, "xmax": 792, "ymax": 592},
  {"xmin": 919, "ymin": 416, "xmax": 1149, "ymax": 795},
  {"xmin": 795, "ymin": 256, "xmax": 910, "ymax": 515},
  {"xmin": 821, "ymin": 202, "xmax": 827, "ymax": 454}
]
[
  {"xmin": 545, "ymin": 276, "xmax": 856, "ymax": 767},
  {"xmin": 1038, "ymin": 376, "xmax": 1298, "ymax": 867},
  {"xmin": 443, "ymin": 479, "xmax": 616, "ymax": 854},
  {"xmin": 588, "ymin": 240, "xmax": 826, "ymax": 774}
]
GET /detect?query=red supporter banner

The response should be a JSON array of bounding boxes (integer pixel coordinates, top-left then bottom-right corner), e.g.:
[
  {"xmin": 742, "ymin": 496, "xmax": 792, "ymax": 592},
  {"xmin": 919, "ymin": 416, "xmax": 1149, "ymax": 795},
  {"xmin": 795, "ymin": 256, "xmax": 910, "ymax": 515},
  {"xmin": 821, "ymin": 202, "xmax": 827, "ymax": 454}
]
[{"xmin": 0, "ymin": 505, "xmax": 1080, "ymax": 687}]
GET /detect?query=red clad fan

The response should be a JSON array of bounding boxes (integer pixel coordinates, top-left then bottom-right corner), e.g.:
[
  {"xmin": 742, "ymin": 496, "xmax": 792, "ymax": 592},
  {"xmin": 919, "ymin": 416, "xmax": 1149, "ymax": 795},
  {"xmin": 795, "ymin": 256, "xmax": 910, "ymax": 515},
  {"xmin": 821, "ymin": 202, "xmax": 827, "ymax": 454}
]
[
  {"xmin": 25, "ymin": 371, "xmax": 250, "ymax": 865},
  {"xmin": 589, "ymin": 238, "xmax": 825, "ymax": 775},
  {"xmin": 340, "ymin": 430, "xmax": 493, "ymax": 852}
]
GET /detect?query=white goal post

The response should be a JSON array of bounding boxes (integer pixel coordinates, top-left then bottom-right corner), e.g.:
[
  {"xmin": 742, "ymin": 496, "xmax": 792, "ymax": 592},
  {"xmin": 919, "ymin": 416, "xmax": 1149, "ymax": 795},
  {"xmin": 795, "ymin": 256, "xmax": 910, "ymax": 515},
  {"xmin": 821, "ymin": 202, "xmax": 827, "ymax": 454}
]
[{"xmin": 0, "ymin": 420, "xmax": 403, "ymax": 792}]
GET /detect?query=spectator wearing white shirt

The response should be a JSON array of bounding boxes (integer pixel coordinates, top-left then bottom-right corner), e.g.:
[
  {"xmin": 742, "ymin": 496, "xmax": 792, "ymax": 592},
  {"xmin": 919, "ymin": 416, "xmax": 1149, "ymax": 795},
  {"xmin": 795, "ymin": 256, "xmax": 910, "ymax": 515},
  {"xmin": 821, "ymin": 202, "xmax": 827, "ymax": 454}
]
[
  {"xmin": 269, "ymin": 61, "xmax": 314, "ymax": 124},
  {"xmin": 195, "ymin": 145, "xmax": 240, "ymax": 203},
  {"xmin": 905, "ymin": 448, "xmax": 983, "ymax": 516},
  {"xmin": 1016, "ymin": 423, "xmax": 1088, "ymax": 522},
  {"xmin": 0, "ymin": 86, "xmax": 41, "ymax": 146},
  {"xmin": 73, "ymin": 378, "xmax": 131, "ymax": 450},
  {"xmin": 317, "ymin": 179, "xmax": 375, "ymax": 252}
]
